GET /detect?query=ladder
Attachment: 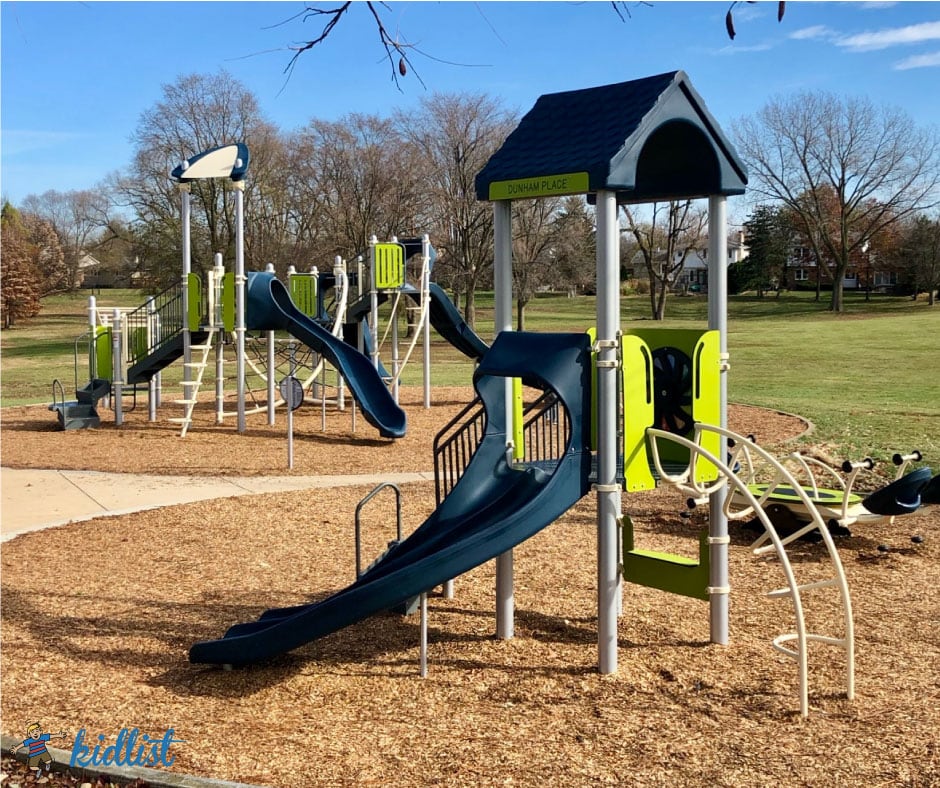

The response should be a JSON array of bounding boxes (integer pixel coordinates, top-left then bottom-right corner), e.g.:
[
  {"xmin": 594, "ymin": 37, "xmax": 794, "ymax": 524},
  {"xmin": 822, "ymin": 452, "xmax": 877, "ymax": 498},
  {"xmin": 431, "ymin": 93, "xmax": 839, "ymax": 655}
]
[
  {"xmin": 646, "ymin": 424, "xmax": 855, "ymax": 718},
  {"xmin": 169, "ymin": 329, "xmax": 217, "ymax": 438}
]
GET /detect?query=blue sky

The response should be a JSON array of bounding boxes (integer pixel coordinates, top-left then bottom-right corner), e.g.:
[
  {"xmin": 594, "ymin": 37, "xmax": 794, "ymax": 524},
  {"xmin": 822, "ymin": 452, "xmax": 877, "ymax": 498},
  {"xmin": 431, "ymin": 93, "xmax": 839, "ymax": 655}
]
[{"xmin": 2, "ymin": 1, "xmax": 940, "ymax": 208}]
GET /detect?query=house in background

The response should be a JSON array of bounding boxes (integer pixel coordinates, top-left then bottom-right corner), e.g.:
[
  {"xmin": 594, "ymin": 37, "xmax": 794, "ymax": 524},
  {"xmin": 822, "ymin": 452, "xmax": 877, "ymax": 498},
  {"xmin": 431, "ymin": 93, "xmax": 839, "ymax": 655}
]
[
  {"xmin": 77, "ymin": 253, "xmax": 143, "ymax": 289},
  {"xmin": 626, "ymin": 231, "xmax": 748, "ymax": 293},
  {"xmin": 784, "ymin": 243, "xmax": 904, "ymax": 292}
]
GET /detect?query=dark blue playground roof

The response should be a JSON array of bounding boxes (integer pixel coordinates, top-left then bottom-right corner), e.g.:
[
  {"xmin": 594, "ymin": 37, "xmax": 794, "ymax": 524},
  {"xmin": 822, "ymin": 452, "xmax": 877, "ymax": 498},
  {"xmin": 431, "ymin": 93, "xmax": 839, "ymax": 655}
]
[{"xmin": 475, "ymin": 70, "xmax": 747, "ymax": 203}]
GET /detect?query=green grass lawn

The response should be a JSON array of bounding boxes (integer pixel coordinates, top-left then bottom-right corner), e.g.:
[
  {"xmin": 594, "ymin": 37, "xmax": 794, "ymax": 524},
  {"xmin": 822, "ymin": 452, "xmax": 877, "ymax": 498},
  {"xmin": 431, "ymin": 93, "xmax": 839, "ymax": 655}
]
[{"xmin": 2, "ymin": 287, "xmax": 937, "ymax": 462}]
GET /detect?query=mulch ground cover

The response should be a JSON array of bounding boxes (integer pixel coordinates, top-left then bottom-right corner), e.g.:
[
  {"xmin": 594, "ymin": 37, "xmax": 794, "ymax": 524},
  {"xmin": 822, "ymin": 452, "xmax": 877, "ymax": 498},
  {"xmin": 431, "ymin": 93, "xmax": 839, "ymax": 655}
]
[{"xmin": 2, "ymin": 387, "xmax": 938, "ymax": 787}]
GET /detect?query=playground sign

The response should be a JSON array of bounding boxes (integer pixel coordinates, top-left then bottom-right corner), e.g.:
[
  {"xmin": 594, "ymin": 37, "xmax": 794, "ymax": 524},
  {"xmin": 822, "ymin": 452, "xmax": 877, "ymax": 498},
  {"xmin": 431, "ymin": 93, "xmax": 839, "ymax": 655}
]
[
  {"xmin": 488, "ymin": 171, "xmax": 589, "ymax": 200},
  {"xmin": 279, "ymin": 376, "xmax": 304, "ymax": 411}
]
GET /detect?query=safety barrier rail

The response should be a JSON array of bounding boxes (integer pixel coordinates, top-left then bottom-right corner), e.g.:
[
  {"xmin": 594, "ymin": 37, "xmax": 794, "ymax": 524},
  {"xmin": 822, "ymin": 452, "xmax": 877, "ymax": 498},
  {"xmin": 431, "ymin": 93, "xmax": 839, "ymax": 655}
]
[
  {"xmin": 433, "ymin": 398, "xmax": 486, "ymax": 505},
  {"xmin": 518, "ymin": 391, "xmax": 570, "ymax": 469},
  {"xmin": 122, "ymin": 281, "xmax": 185, "ymax": 364}
]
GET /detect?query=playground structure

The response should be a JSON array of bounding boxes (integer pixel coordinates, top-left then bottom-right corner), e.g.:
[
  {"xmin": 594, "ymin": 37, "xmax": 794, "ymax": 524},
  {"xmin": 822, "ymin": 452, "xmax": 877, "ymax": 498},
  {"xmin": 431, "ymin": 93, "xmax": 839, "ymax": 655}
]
[
  {"xmin": 187, "ymin": 72, "xmax": 873, "ymax": 715},
  {"xmin": 50, "ymin": 145, "xmax": 487, "ymax": 440},
  {"xmin": 728, "ymin": 447, "xmax": 939, "ymax": 534}
]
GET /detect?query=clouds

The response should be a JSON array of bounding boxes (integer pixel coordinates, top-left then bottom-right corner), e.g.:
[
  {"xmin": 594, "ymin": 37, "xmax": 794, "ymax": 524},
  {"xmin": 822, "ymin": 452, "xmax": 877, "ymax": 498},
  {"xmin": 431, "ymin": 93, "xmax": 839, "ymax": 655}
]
[{"xmin": 789, "ymin": 17, "xmax": 940, "ymax": 71}]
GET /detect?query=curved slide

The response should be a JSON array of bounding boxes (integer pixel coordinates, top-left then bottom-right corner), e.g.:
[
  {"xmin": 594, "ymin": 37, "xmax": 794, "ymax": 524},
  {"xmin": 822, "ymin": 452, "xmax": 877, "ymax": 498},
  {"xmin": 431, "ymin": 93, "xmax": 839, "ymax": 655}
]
[
  {"xmin": 347, "ymin": 284, "xmax": 489, "ymax": 361},
  {"xmin": 189, "ymin": 331, "xmax": 593, "ymax": 666},
  {"xmin": 246, "ymin": 272, "xmax": 406, "ymax": 439}
]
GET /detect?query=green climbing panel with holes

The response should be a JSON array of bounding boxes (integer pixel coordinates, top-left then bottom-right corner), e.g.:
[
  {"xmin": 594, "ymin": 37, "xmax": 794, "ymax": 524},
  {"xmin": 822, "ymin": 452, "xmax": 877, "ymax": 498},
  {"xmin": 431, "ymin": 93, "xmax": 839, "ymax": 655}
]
[{"xmin": 621, "ymin": 515, "xmax": 710, "ymax": 601}]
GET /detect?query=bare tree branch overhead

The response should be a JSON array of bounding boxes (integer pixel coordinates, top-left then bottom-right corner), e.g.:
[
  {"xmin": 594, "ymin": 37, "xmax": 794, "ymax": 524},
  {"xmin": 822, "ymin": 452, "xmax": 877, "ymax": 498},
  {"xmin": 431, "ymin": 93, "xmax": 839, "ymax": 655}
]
[{"xmin": 284, "ymin": 1, "xmax": 779, "ymax": 88}]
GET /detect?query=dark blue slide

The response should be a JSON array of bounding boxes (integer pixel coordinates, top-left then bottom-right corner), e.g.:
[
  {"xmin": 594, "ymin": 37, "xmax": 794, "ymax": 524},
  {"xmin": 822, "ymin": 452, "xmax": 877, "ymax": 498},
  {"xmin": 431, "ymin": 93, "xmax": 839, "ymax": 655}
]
[
  {"xmin": 246, "ymin": 272, "xmax": 406, "ymax": 439},
  {"xmin": 189, "ymin": 331, "xmax": 593, "ymax": 666},
  {"xmin": 346, "ymin": 284, "xmax": 488, "ymax": 361}
]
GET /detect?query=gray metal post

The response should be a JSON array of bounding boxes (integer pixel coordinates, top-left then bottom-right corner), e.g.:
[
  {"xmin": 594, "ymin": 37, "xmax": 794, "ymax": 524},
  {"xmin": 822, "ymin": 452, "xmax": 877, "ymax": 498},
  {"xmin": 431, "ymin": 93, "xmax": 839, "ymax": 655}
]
[
  {"xmin": 266, "ymin": 263, "xmax": 277, "ymax": 426},
  {"xmin": 180, "ymin": 184, "xmax": 193, "ymax": 400},
  {"xmin": 369, "ymin": 236, "xmax": 380, "ymax": 371},
  {"xmin": 494, "ymin": 200, "xmax": 514, "ymax": 640},
  {"xmin": 596, "ymin": 190, "xmax": 621, "ymax": 674},
  {"xmin": 422, "ymin": 235, "xmax": 432, "ymax": 409},
  {"xmin": 111, "ymin": 307, "xmax": 124, "ymax": 426},
  {"xmin": 146, "ymin": 297, "xmax": 158, "ymax": 422},
  {"xmin": 707, "ymin": 194, "xmax": 730, "ymax": 645},
  {"xmin": 234, "ymin": 182, "xmax": 247, "ymax": 433},
  {"xmin": 213, "ymin": 253, "xmax": 225, "ymax": 425}
]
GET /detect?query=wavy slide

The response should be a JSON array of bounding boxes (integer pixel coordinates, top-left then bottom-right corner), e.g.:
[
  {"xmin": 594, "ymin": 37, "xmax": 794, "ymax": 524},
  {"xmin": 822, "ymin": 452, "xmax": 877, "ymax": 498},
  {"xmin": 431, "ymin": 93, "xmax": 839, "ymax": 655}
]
[
  {"xmin": 189, "ymin": 331, "xmax": 593, "ymax": 666},
  {"xmin": 347, "ymin": 284, "xmax": 489, "ymax": 361},
  {"xmin": 246, "ymin": 272, "xmax": 406, "ymax": 439}
]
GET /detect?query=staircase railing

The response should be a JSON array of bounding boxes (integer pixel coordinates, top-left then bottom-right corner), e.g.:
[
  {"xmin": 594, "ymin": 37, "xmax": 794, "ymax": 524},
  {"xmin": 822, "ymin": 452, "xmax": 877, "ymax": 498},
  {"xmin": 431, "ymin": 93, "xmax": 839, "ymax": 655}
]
[
  {"xmin": 433, "ymin": 398, "xmax": 486, "ymax": 505},
  {"xmin": 123, "ymin": 281, "xmax": 185, "ymax": 365},
  {"xmin": 432, "ymin": 388, "xmax": 573, "ymax": 505},
  {"xmin": 518, "ymin": 391, "xmax": 570, "ymax": 470}
]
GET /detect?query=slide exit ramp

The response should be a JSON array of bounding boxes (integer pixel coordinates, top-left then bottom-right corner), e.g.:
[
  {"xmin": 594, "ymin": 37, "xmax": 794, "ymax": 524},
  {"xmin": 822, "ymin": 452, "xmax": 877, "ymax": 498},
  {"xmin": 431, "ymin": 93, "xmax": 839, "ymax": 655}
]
[
  {"xmin": 189, "ymin": 331, "xmax": 593, "ymax": 666},
  {"xmin": 346, "ymin": 284, "xmax": 488, "ymax": 361},
  {"xmin": 245, "ymin": 272, "xmax": 406, "ymax": 439}
]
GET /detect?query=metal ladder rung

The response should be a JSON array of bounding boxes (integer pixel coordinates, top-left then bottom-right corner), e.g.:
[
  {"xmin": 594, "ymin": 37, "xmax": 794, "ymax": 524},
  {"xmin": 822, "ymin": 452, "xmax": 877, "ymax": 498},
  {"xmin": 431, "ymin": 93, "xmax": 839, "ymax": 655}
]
[
  {"xmin": 173, "ymin": 399, "xmax": 197, "ymax": 405},
  {"xmin": 167, "ymin": 417, "xmax": 192, "ymax": 424},
  {"xmin": 766, "ymin": 578, "xmax": 839, "ymax": 599},
  {"xmin": 772, "ymin": 632, "xmax": 850, "ymax": 659}
]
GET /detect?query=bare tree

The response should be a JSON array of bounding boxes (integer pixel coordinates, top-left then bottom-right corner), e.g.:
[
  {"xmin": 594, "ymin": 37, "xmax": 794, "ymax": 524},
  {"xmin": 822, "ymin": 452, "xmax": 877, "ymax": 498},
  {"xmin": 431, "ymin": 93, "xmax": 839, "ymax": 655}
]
[
  {"xmin": 396, "ymin": 92, "xmax": 516, "ymax": 327},
  {"xmin": 900, "ymin": 213, "xmax": 940, "ymax": 305},
  {"xmin": 622, "ymin": 200, "xmax": 708, "ymax": 319},
  {"xmin": 736, "ymin": 92, "xmax": 940, "ymax": 311},
  {"xmin": 115, "ymin": 71, "xmax": 276, "ymax": 285},
  {"xmin": 552, "ymin": 196, "xmax": 597, "ymax": 297},
  {"xmin": 297, "ymin": 113, "xmax": 426, "ymax": 262},
  {"xmin": 511, "ymin": 198, "xmax": 562, "ymax": 330},
  {"xmin": 21, "ymin": 189, "xmax": 110, "ymax": 290}
]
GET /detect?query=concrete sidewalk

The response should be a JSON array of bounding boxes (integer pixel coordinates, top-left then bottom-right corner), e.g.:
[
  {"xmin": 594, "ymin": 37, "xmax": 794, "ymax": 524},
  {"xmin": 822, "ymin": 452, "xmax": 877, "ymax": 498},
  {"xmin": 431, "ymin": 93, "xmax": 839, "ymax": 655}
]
[{"xmin": 1, "ymin": 467, "xmax": 434, "ymax": 542}]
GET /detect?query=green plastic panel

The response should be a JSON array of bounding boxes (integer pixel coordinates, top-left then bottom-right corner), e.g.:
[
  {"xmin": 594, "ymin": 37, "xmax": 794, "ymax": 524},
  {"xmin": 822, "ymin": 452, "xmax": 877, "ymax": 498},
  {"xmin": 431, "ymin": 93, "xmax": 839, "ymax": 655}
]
[
  {"xmin": 93, "ymin": 326, "xmax": 112, "ymax": 380},
  {"xmin": 622, "ymin": 328, "xmax": 720, "ymax": 486},
  {"xmin": 373, "ymin": 243, "xmax": 405, "ymax": 290},
  {"xmin": 187, "ymin": 272, "xmax": 202, "ymax": 332},
  {"xmin": 621, "ymin": 515, "xmax": 710, "ymax": 601},
  {"xmin": 222, "ymin": 272, "xmax": 235, "ymax": 332},
  {"xmin": 512, "ymin": 377, "xmax": 524, "ymax": 461},
  {"xmin": 622, "ymin": 334, "xmax": 657, "ymax": 491},
  {"xmin": 130, "ymin": 326, "xmax": 148, "ymax": 363},
  {"xmin": 289, "ymin": 274, "xmax": 318, "ymax": 319}
]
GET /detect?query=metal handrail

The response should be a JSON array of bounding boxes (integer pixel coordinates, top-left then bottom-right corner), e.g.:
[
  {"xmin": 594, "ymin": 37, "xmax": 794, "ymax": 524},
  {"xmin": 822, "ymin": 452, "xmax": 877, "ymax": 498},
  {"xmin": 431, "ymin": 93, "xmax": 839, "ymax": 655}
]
[
  {"xmin": 432, "ymin": 397, "xmax": 486, "ymax": 505},
  {"xmin": 123, "ymin": 281, "xmax": 185, "ymax": 364},
  {"xmin": 354, "ymin": 482, "xmax": 402, "ymax": 579},
  {"xmin": 519, "ymin": 391, "xmax": 570, "ymax": 467}
]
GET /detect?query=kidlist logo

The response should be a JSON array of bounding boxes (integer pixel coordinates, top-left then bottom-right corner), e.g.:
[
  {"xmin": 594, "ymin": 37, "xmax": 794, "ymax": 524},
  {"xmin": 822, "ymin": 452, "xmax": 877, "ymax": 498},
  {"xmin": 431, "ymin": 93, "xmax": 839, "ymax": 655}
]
[{"xmin": 69, "ymin": 727, "xmax": 185, "ymax": 768}]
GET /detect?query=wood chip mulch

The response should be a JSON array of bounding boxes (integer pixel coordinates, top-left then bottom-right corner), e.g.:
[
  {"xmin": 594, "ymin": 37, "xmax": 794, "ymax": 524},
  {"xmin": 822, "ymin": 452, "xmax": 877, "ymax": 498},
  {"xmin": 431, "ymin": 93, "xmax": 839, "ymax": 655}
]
[{"xmin": 2, "ymin": 387, "xmax": 939, "ymax": 787}]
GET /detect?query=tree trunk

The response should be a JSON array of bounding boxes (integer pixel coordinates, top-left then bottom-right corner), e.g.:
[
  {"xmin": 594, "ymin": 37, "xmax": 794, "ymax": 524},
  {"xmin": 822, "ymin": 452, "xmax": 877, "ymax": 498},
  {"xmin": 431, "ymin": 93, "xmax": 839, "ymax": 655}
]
[
  {"xmin": 464, "ymin": 286, "xmax": 476, "ymax": 329},
  {"xmin": 516, "ymin": 298, "xmax": 527, "ymax": 331},
  {"xmin": 830, "ymin": 279, "xmax": 844, "ymax": 312}
]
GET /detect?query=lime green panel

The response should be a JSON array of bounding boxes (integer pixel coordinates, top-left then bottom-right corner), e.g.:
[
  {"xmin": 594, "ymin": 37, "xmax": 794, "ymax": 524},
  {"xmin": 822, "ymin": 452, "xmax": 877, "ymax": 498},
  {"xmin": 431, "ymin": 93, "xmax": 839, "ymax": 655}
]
[
  {"xmin": 373, "ymin": 243, "xmax": 405, "ymax": 290},
  {"xmin": 623, "ymin": 328, "xmax": 721, "ymax": 476},
  {"xmin": 512, "ymin": 377, "xmax": 524, "ymax": 461},
  {"xmin": 289, "ymin": 274, "xmax": 318, "ymax": 319},
  {"xmin": 222, "ymin": 272, "xmax": 236, "ymax": 332},
  {"xmin": 692, "ymin": 331, "xmax": 720, "ymax": 484},
  {"xmin": 587, "ymin": 327, "xmax": 598, "ymax": 450},
  {"xmin": 621, "ymin": 515, "xmax": 710, "ymax": 601},
  {"xmin": 488, "ymin": 172, "xmax": 589, "ymax": 201},
  {"xmin": 622, "ymin": 334, "xmax": 656, "ymax": 492},
  {"xmin": 130, "ymin": 327, "xmax": 148, "ymax": 363},
  {"xmin": 187, "ymin": 272, "xmax": 202, "ymax": 331},
  {"xmin": 94, "ymin": 327, "xmax": 112, "ymax": 380}
]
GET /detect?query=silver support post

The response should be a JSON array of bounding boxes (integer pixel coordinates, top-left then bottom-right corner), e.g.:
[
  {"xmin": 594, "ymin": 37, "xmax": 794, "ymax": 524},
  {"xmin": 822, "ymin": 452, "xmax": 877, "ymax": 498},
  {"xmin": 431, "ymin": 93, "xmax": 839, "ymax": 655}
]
[
  {"xmin": 234, "ymin": 182, "xmax": 247, "ymax": 433},
  {"xmin": 111, "ymin": 308, "xmax": 124, "ymax": 426},
  {"xmin": 213, "ymin": 253, "xmax": 225, "ymax": 425},
  {"xmin": 419, "ymin": 591, "xmax": 428, "ymax": 678},
  {"xmin": 596, "ymin": 190, "xmax": 621, "ymax": 674},
  {"xmin": 422, "ymin": 235, "xmax": 432, "ymax": 409},
  {"xmin": 180, "ymin": 184, "xmax": 193, "ymax": 405},
  {"xmin": 266, "ymin": 263, "xmax": 277, "ymax": 426},
  {"xmin": 146, "ymin": 297, "xmax": 157, "ymax": 422},
  {"xmin": 707, "ymin": 194, "xmax": 730, "ymax": 645},
  {"xmin": 369, "ymin": 236, "xmax": 380, "ymax": 372},
  {"xmin": 494, "ymin": 200, "xmax": 514, "ymax": 640}
]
